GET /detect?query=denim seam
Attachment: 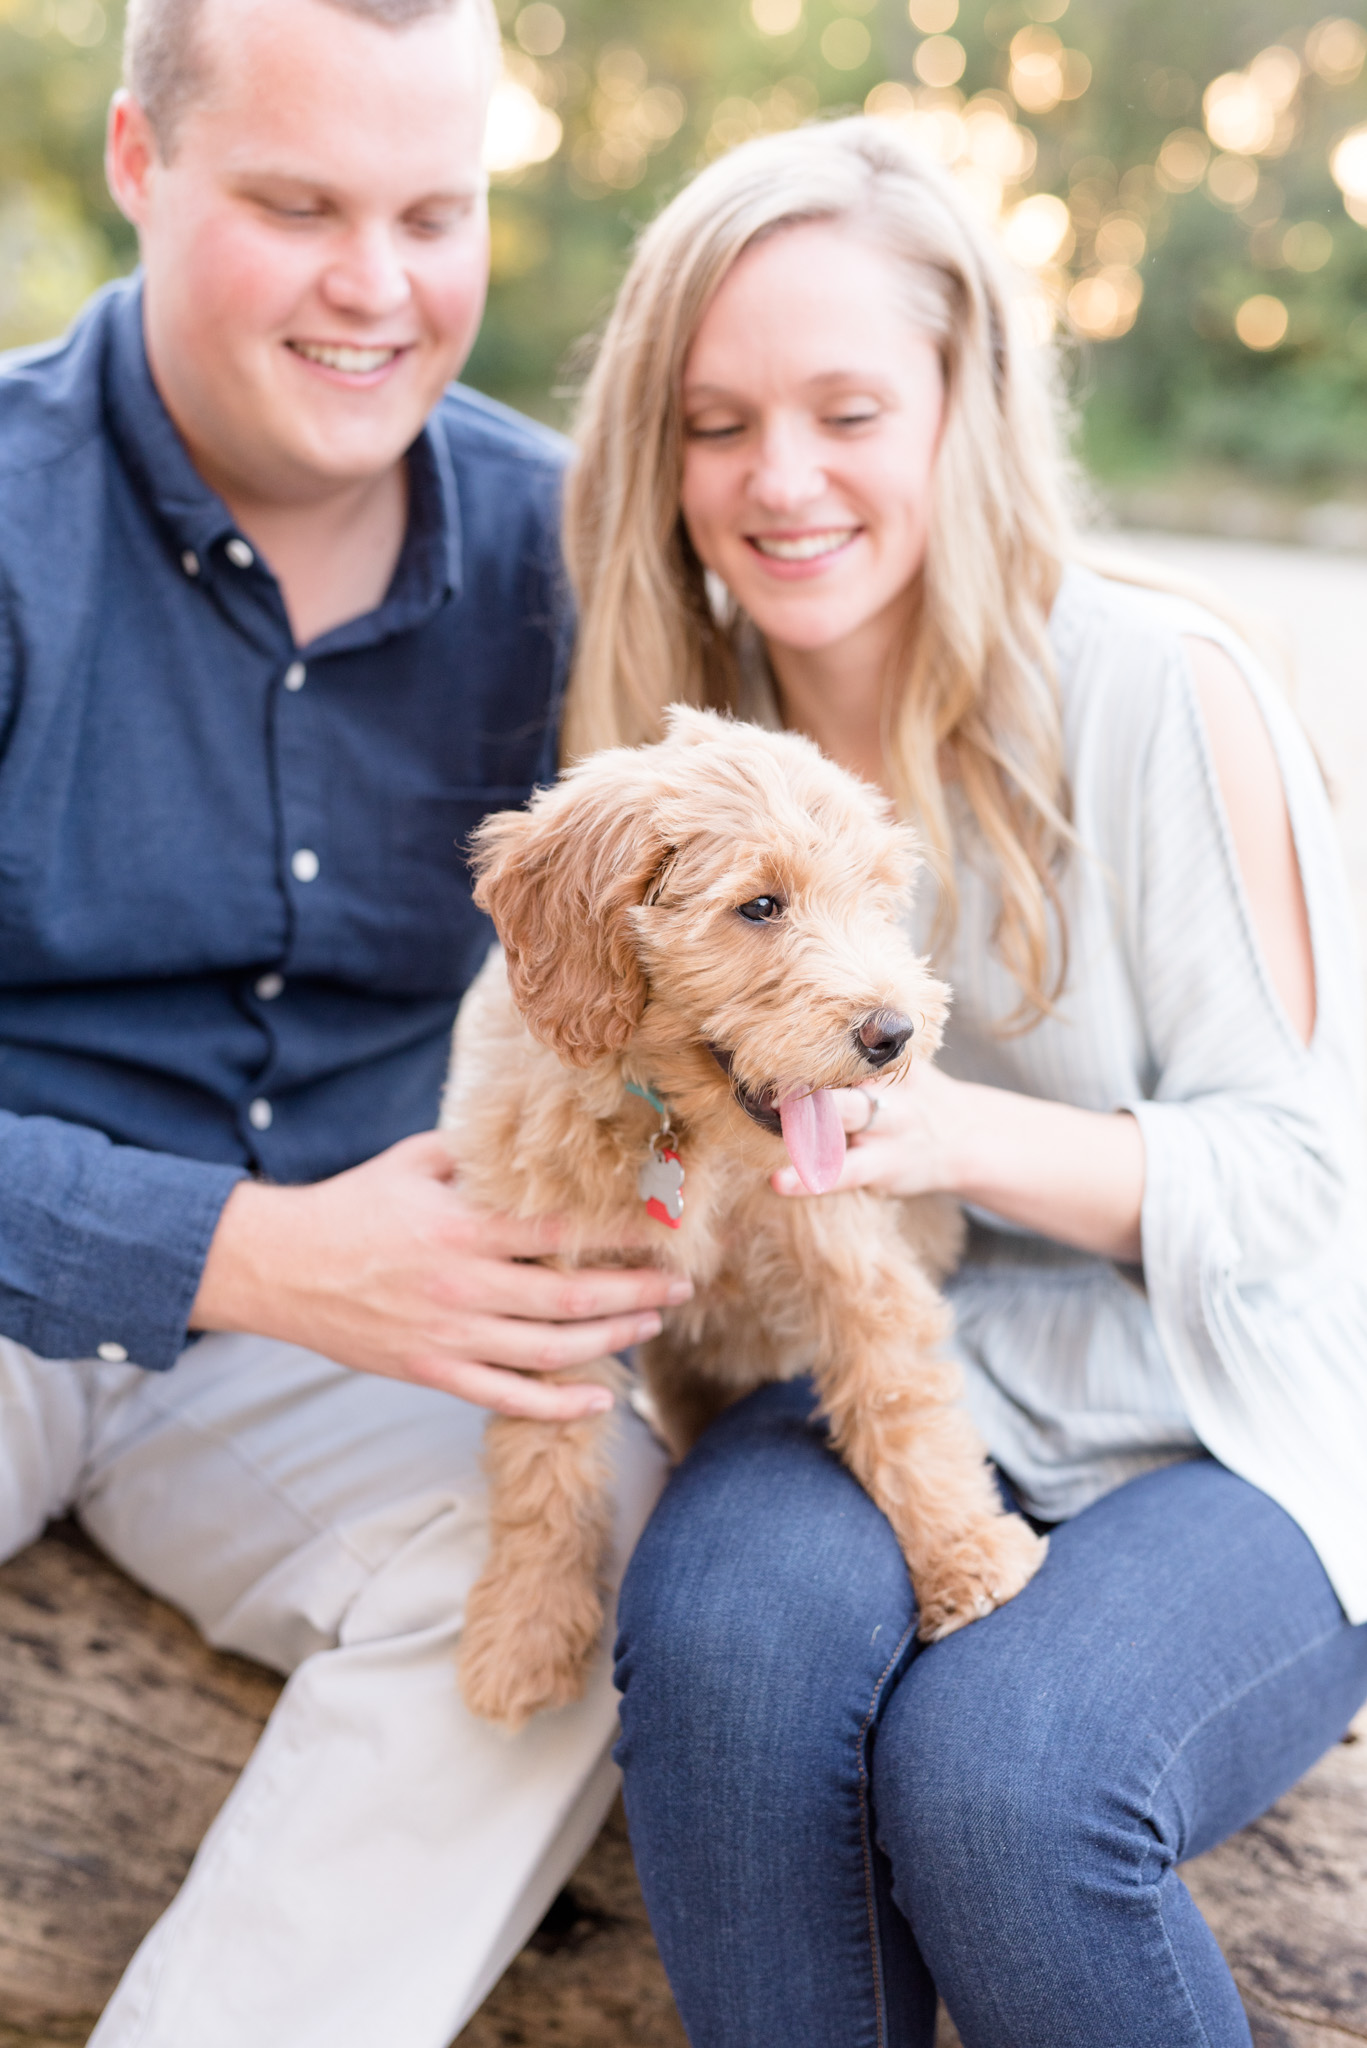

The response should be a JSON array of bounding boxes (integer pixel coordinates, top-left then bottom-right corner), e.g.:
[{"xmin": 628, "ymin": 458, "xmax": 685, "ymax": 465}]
[
  {"xmin": 857, "ymin": 1618, "xmax": 921, "ymax": 2048},
  {"xmin": 1130, "ymin": 1614, "xmax": 1352, "ymax": 2048},
  {"xmin": 1139, "ymin": 1613, "xmax": 1351, "ymax": 1839}
]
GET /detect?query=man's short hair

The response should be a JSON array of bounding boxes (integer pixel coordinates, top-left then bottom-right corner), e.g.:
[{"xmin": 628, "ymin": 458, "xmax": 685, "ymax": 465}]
[{"xmin": 124, "ymin": 0, "xmax": 500, "ymax": 155}]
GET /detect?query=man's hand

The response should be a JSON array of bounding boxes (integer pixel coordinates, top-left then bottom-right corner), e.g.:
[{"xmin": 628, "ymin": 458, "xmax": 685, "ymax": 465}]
[{"xmin": 191, "ymin": 1132, "xmax": 691, "ymax": 1420}]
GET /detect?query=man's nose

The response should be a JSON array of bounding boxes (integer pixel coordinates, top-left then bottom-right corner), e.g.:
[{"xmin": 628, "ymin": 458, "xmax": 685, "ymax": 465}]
[
  {"xmin": 855, "ymin": 1010, "xmax": 915, "ymax": 1067},
  {"xmin": 321, "ymin": 225, "xmax": 413, "ymax": 319}
]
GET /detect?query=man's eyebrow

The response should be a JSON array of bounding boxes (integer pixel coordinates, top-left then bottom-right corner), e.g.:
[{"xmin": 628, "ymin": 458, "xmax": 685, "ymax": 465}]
[{"xmin": 227, "ymin": 166, "xmax": 486, "ymax": 202}]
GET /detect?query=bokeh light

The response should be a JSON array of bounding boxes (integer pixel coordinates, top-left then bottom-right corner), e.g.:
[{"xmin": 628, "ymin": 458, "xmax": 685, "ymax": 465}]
[
  {"xmin": 1067, "ymin": 267, "xmax": 1143, "ymax": 340},
  {"xmin": 1330, "ymin": 122, "xmax": 1367, "ymax": 219},
  {"xmin": 1282, "ymin": 220, "xmax": 1334, "ymax": 269},
  {"xmin": 1002, "ymin": 192, "xmax": 1071, "ymax": 266},
  {"xmin": 1155, "ymin": 129, "xmax": 1210, "ymax": 191},
  {"xmin": 1235, "ymin": 294, "xmax": 1290, "ymax": 348},
  {"xmin": 1207, "ymin": 153, "xmax": 1259, "ymax": 207},
  {"xmin": 485, "ymin": 64, "xmax": 563, "ymax": 178},
  {"xmin": 751, "ymin": 0, "xmax": 803, "ymax": 32},
  {"xmin": 1305, "ymin": 17, "xmax": 1367, "ymax": 85},
  {"xmin": 1009, "ymin": 27, "xmax": 1063, "ymax": 112},
  {"xmin": 822, "ymin": 18, "xmax": 872, "ymax": 69},
  {"xmin": 908, "ymin": 0, "xmax": 959, "ymax": 30},
  {"xmin": 914, "ymin": 35, "xmax": 966, "ymax": 88},
  {"xmin": 514, "ymin": 4, "xmax": 564, "ymax": 58},
  {"xmin": 55, "ymin": 0, "xmax": 104, "ymax": 46},
  {"xmin": 1204, "ymin": 72, "xmax": 1277, "ymax": 155}
]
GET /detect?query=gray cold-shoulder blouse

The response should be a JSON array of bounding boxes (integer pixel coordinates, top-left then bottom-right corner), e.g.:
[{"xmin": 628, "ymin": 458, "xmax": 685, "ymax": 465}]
[{"xmin": 747, "ymin": 563, "xmax": 1367, "ymax": 1622}]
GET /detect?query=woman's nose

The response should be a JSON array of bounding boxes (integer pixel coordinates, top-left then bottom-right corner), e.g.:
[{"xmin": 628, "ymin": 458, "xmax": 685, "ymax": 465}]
[{"xmin": 749, "ymin": 424, "xmax": 826, "ymax": 512}]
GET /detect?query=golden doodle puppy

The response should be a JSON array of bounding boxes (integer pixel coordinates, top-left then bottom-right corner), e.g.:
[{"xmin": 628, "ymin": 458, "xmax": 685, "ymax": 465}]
[{"xmin": 445, "ymin": 709, "xmax": 1047, "ymax": 1729}]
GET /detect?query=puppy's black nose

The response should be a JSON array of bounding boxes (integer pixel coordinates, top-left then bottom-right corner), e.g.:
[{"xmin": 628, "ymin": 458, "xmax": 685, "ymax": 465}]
[{"xmin": 855, "ymin": 1010, "xmax": 914, "ymax": 1067}]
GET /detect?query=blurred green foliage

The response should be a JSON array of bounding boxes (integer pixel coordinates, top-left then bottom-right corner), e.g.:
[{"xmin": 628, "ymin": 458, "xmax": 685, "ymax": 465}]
[{"xmin": 3, "ymin": 0, "xmax": 1366, "ymax": 493}]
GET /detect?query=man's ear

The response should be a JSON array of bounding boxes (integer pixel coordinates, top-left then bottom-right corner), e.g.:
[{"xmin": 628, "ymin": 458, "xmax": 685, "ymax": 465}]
[
  {"xmin": 106, "ymin": 90, "xmax": 160, "ymax": 229},
  {"xmin": 471, "ymin": 755, "xmax": 665, "ymax": 1067}
]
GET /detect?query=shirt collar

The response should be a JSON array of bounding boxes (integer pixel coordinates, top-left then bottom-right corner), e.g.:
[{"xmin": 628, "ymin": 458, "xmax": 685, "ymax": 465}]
[
  {"xmin": 103, "ymin": 276, "xmax": 464, "ymax": 653},
  {"xmin": 103, "ymin": 277, "xmax": 238, "ymax": 571}
]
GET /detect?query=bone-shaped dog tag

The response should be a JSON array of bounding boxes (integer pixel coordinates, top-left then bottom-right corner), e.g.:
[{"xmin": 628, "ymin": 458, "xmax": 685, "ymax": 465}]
[{"xmin": 638, "ymin": 1148, "xmax": 684, "ymax": 1229}]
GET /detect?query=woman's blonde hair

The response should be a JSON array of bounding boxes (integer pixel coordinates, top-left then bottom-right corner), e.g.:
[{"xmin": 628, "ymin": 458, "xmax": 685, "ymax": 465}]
[{"xmin": 563, "ymin": 116, "xmax": 1080, "ymax": 1028}]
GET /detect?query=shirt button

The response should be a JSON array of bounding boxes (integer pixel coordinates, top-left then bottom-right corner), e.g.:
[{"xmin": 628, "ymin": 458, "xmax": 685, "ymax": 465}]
[
  {"xmin": 255, "ymin": 971, "xmax": 285, "ymax": 1001},
  {"xmin": 225, "ymin": 537, "xmax": 255, "ymax": 569},
  {"xmin": 291, "ymin": 848, "xmax": 320, "ymax": 883},
  {"xmin": 284, "ymin": 661, "xmax": 306, "ymax": 692},
  {"xmin": 96, "ymin": 1341, "xmax": 128, "ymax": 1364},
  {"xmin": 248, "ymin": 1098, "xmax": 274, "ymax": 1131},
  {"xmin": 181, "ymin": 550, "xmax": 200, "ymax": 578}
]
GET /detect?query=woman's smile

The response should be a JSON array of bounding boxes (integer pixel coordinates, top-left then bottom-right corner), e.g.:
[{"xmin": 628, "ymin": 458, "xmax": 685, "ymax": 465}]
[{"xmin": 746, "ymin": 526, "xmax": 863, "ymax": 574}]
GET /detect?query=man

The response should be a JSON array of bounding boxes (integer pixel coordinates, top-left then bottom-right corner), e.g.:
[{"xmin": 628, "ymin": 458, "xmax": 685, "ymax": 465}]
[{"xmin": 0, "ymin": 0, "xmax": 682, "ymax": 2040}]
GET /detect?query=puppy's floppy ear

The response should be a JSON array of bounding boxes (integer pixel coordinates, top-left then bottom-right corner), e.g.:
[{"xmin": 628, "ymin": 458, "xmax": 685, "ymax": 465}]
[{"xmin": 470, "ymin": 755, "xmax": 665, "ymax": 1067}]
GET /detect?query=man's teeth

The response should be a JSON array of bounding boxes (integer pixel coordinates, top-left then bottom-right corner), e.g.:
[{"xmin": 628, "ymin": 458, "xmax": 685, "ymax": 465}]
[
  {"xmin": 751, "ymin": 529, "xmax": 857, "ymax": 561},
  {"xmin": 291, "ymin": 342, "xmax": 401, "ymax": 374}
]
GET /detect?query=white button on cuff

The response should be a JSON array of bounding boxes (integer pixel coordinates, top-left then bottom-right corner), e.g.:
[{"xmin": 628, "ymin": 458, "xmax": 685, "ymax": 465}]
[
  {"xmin": 225, "ymin": 537, "xmax": 255, "ymax": 569},
  {"xmin": 255, "ymin": 971, "xmax": 285, "ymax": 1001},
  {"xmin": 181, "ymin": 550, "xmax": 200, "ymax": 578},
  {"xmin": 291, "ymin": 848, "xmax": 320, "ymax": 883},
  {"xmin": 97, "ymin": 1342, "xmax": 128, "ymax": 1364},
  {"xmin": 248, "ymin": 1098, "xmax": 273, "ymax": 1131},
  {"xmin": 284, "ymin": 662, "xmax": 306, "ymax": 692}
]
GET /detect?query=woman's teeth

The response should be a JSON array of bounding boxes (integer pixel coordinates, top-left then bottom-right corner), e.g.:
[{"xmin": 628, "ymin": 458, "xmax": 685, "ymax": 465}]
[
  {"xmin": 291, "ymin": 342, "xmax": 401, "ymax": 374},
  {"xmin": 750, "ymin": 529, "xmax": 858, "ymax": 561}
]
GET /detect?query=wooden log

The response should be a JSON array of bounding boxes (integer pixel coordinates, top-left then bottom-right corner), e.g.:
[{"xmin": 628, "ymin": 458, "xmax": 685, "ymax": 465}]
[
  {"xmin": 0, "ymin": 1521, "xmax": 281, "ymax": 2044},
  {"xmin": 1183, "ymin": 1713, "xmax": 1367, "ymax": 2047},
  {"xmin": 0, "ymin": 1525, "xmax": 1362, "ymax": 2047}
]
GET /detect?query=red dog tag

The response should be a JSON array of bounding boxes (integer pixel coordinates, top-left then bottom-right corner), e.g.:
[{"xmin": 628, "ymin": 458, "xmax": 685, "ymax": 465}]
[{"xmin": 638, "ymin": 1147, "xmax": 684, "ymax": 1229}]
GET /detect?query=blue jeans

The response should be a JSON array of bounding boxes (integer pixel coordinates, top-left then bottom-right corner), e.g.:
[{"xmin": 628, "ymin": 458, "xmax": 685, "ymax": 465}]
[{"xmin": 614, "ymin": 1379, "xmax": 1367, "ymax": 2048}]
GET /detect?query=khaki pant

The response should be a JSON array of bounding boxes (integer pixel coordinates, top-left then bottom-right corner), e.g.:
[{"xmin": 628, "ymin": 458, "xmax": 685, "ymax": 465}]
[{"xmin": 0, "ymin": 1332, "xmax": 666, "ymax": 2047}]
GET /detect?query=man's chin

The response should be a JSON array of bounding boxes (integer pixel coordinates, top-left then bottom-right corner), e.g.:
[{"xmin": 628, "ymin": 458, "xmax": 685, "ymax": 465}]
[{"xmin": 265, "ymin": 406, "xmax": 433, "ymax": 497}]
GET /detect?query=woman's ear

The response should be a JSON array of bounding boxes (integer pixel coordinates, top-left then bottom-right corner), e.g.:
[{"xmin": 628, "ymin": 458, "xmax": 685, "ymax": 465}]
[{"xmin": 470, "ymin": 757, "xmax": 665, "ymax": 1067}]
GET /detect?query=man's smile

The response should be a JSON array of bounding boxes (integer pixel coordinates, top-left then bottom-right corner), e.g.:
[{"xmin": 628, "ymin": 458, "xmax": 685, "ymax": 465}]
[{"xmin": 286, "ymin": 339, "xmax": 411, "ymax": 376}]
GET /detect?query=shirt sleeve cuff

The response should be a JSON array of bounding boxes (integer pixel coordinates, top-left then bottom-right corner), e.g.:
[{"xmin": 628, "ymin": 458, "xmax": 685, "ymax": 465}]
[{"xmin": 0, "ymin": 1114, "xmax": 247, "ymax": 1371}]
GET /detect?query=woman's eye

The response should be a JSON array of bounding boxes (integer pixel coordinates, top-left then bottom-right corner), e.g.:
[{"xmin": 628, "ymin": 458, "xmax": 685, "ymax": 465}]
[
  {"xmin": 685, "ymin": 419, "xmax": 745, "ymax": 442},
  {"xmin": 827, "ymin": 409, "xmax": 879, "ymax": 429},
  {"xmin": 737, "ymin": 896, "xmax": 783, "ymax": 923}
]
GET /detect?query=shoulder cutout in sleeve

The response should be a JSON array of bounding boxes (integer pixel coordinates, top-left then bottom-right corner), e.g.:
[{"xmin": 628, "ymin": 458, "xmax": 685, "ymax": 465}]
[{"xmin": 1182, "ymin": 634, "xmax": 1316, "ymax": 1047}]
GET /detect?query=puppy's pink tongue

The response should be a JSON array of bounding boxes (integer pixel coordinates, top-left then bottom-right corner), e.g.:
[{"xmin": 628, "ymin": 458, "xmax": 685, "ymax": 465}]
[{"xmin": 778, "ymin": 1088, "xmax": 847, "ymax": 1195}]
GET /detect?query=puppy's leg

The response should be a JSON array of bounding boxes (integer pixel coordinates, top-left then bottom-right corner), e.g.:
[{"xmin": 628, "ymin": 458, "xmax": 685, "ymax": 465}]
[
  {"xmin": 794, "ymin": 1200, "xmax": 1047, "ymax": 1641},
  {"xmin": 637, "ymin": 1331, "xmax": 744, "ymax": 1460},
  {"xmin": 458, "ymin": 1358, "xmax": 625, "ymax": 1730}
]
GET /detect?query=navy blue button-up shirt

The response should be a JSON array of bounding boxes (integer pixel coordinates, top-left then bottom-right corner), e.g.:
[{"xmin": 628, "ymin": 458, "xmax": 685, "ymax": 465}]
[{"xmin": 0, "ymin": 279, "xmax": 570, "ymax": 1370}]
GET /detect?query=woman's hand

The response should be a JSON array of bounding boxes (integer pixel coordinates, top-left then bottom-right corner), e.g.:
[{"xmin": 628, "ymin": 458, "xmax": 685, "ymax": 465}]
[
  {"xmin": 771, "ymin": 1065, "xmax": 1146, "ymax": 1265},
  {"xmin": 771, "ymin": 1061, "xmax": 962, "ymax": 1201},
  {"xmin": 191, "ymin": 1132, "xmax": 692, "ymax": 1422}
]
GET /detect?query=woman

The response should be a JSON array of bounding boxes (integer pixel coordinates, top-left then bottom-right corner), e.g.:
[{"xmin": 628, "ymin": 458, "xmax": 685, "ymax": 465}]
[{"xmin": 561, "ymin": 119, "xmax": 1367, "ymax": 2047}]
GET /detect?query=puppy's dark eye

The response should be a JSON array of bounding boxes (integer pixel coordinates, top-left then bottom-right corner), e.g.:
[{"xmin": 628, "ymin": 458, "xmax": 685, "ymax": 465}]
[{"xmin": 737, "ymin": 896, "xmax": 783, "ymax": 923}]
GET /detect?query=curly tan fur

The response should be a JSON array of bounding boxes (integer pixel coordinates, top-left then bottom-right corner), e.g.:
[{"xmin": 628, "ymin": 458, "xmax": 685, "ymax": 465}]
[{"xmin": 445, "ymin": 710, "xmax": 1046, "ymax": 1729}]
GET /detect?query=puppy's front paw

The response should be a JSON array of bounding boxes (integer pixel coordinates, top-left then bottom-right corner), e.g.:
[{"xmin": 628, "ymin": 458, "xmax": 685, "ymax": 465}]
[
  {"xmin": 458, "ymin": 1563, "xmax": 604, "ymax": 1732},
  {"xmin": 915, "ymin": 1515, "xmax": 1048, "ymax": 1643}
]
